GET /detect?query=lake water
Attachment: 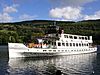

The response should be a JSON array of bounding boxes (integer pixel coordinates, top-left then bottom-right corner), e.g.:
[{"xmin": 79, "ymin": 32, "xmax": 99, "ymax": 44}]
[
  {"xmin": 0, "ymin": 52, "xmax": 100, "ymax": 75},
  {"xmin": 0, "ymin": 45, "xmax": 100, "ymax": 75}
]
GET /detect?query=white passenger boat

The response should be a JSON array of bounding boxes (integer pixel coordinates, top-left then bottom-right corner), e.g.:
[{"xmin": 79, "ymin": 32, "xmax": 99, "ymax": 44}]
[{"xmin": 8, "ymin": 26, "xmax": 97, "ymax": 58}]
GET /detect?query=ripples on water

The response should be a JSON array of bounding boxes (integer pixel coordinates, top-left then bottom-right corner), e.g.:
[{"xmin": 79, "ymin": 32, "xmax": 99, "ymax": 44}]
[{"xmin": 0, "ymin": 53, "xmax": 100, "ymax": 75}]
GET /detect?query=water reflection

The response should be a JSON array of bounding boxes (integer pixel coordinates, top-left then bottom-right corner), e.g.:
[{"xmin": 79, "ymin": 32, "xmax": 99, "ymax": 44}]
[
  {"xmin": 0, "ymin": 58, "xmax": 9, "ymax": 75},
  {"xmin": 7, "ymin": 53, "xmax": 97, "ymax": 75},
  {"xmin": 93, "ymin": 53, "xmax": 100, "ymax": 75}
]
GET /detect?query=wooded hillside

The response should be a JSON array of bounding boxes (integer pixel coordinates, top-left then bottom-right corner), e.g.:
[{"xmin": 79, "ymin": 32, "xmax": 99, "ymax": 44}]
[{"xmin": 0, "ymin": 19, "xmax": 100, "ymax": 45}]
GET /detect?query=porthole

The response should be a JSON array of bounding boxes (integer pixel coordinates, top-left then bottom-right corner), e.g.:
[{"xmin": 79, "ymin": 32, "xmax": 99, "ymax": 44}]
[
  {"xmin": 62, "ymin": 50, "xmax": 64, "ymax": 52},
  {"xmin": 49, "ymin": 50, "xmax": 52, "ymax": 52},
  {"xmin": 53, "ymin": 50, "xmax": 56, "ymax": 52},
  {"xmin": 43, "ymin": 50, "xmax": 46, "ymax": 52},
  {"xmin": 58, "ymin": 50, "xmax": 60, "ymax": 52}
]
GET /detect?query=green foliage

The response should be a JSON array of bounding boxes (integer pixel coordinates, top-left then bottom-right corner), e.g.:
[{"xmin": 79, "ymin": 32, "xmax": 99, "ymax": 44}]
[{"xmin": 0, "ymin": 19, "xmax": 100, "ymax": 44}]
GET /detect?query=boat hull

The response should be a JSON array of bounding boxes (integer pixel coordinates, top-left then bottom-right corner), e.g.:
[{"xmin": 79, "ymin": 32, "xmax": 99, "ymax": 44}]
[{"xmin": 8, "ymin": 43, "xmax": 97, "ymax": 58}]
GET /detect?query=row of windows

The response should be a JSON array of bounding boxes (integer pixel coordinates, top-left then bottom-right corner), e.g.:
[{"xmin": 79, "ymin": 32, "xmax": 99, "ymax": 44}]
[
  {"xmin": 58, "ymin": 42, "xmax": 89, "ymax": 47},
  {"xmin": 43, "ymin": 49, "xmax": 93, "ymax": 52},
  {"xmin": 64, "ymin": 35, "xmax": 89, "ymax": 40}
]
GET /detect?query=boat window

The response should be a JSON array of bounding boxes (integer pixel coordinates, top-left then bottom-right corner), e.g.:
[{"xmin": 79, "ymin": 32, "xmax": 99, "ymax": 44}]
[
  {"xmin": 62, "ymin": 43, "xmax": 65, "ymax": 46},
  {"xmin": 58, "ymin": 50, "xmax": 60, "ymax": 52},
  {"xmin": 88, "ymin": 36, "xmax": 90, "ymax": 40},
  {"xmin": 85, "ymin": 37, "xmax": 88, "ymax": 40},
  {"xmin": 79, "ymin": 37, "xmax": 81, "ymax": 39},
  {"xmin": 74, "ymin": 36, "xmax": 77, "ymax": 39},
  {"xmin": 64, "ymin": 35, "xmax": 68, "ymax": 38},
  {"xmin": 76, "ymin": 43, "xmax": 78, "ymax": 46},
  {"xmin": 43, "ymin": 50, "xmax": 47, "ymax": 52},
  {"xmin": 51, "ymin": 42, "xmax": 53, "ymax": 45},
  {"xmin": 53, "ymin": 50, "xmax": 56, "ymax": 52},
  {"xmin": 54, "ymin": 42, "xmax": 56, "ymax": 45},
  {"xmin": 81, "ymin": 43, "xmax": 83, "ymax": 46},
  {"xmin": 82, "ymin": 37, "xmax": 84, "ymax": 40},
  {"xmin": 62, "ymin": 50, "xmax": 64, "ymax": 52},
  {"xmin": 69, "ymin": 36, "xmax": 73, "ymax": 39},
  {"xmin": 70, "ymin": 43, "xmax": 72, "ymax": 46},
  {"xmin": 58, "ymin": 42, "xmax": 61, "ymax": 46},
  {"xmin": 79, "ymin": 43, "xmax": 81, "ymax": 46},
  {"xmin": 66, "ymin": 43, "xmax": 68, "ymax": 46},
  {"xmin": 49, "ymin": 50, "xmax": 52, "ymax": 52},
  {"xmin": 87, "ymin": 44, "xmax": 88, "ymax": 46},
  {"xmin": 71, "ymin": 50, "xmax": 73, "ymax": 51},
  {"xmin": 73, "ymin": 43, "xmax": 75, "ymax": 46},
  {"xmin": 84, "ymin": 43, "xmax": 86, "ymax": 46},
  {"xmin": 89, "ymin": 43, "xmax": 92, "ymax": 46}
]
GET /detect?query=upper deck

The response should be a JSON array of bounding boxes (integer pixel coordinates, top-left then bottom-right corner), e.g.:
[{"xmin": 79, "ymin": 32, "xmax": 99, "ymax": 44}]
[
  {"xmin": 59, "ymin": 34, "xmax": 93, "ymax": 43},
  {"xmin": 45, "ymin": 25, "xmax": 93, "ymax": 44}
]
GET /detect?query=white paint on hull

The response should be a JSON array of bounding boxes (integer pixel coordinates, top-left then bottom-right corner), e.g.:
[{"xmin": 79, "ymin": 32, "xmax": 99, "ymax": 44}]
[{"xmin": 8, "ymin": 43, "xmax": 97, "ymax": 58}]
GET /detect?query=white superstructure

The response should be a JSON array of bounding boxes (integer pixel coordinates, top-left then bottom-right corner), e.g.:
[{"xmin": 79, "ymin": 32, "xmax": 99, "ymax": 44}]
[{"xmin": 8, "ymin": 26, "xmax": 97, "ymax": 58}]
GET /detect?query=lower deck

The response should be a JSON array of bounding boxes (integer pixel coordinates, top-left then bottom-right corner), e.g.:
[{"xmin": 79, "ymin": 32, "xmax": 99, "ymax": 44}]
[
  {"xmin": 9, "ymin": 47, "xmax": 97, "ymax": 58},
  {"xmin": 8, "ymin": 43, "xmax": 97, "ymax": 58}
]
